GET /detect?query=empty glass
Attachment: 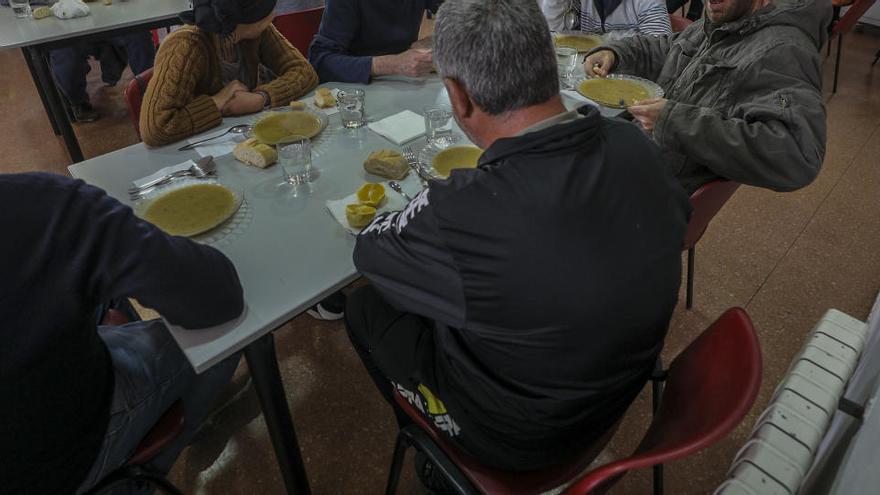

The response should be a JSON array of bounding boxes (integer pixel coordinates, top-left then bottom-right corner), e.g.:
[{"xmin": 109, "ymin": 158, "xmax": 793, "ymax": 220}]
[
  {"xmin": 337, "ymin": 89, "xmax": 367, "ymax": 128},
  {"xmin": 423, "ymin": 105, "xmax": 454, "ymax": 145},
  {"xmin": 556, "ymin": 47, "xmax": 578, "ymax": 89},
  {"xmin": 10, "ymin": 0, "xmax": 32, "ymax": 18},
  {"xmin": 277, "ymin": 135, "xmax": 313, "ymax": 185}
]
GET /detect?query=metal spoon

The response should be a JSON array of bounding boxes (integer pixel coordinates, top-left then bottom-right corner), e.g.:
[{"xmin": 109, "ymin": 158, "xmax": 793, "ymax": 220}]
[
  {"xmin": 128, "ymin": 156, "xmax": 216, "ymax": 196},
  {"xmin": 563, "ymin": 0, "xmax": 578, "ymax": 30},
  {"xmin": 177, "ymin": 124, "xmax": 252, "ymax": 151},
  {"xmin": 388, "ymin": 181, "xmax": 413, "ymax": 201}
]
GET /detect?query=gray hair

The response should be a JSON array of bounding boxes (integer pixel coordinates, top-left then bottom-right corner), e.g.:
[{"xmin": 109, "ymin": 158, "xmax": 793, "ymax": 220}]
[{"xmin": 433, "ymin": 0, "xmax": 559, "ymax": 115}]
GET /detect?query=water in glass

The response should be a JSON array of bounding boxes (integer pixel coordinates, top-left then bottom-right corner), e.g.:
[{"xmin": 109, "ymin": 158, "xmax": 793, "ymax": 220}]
[
  {"xmin": 556, "ymin": 47, "xmax": 578, "ymax": 89},
  {"xmin": 337, "ymin": 89, "xmax": 366, "ymax": 128},
  {"xmin": 10, "ymin": 0, "xmax": 32, "ymax": 18},
  {"xmin": 277, "ymin": 136, "xmax": 313, "ymax": 185},
  {"xmin": 423, "ymin": 105, "xmax": 454, "ymax": 145}
]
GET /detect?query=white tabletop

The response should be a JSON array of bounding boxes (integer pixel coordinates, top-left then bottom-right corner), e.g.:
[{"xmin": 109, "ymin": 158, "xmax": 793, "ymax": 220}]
[
  {"xmin": 0, "ymin": 0, "xmax": 187, "ymax": 51},
  {"xmin": 68, "ymin": 76, "xmax": 617, "ymax": 373}
]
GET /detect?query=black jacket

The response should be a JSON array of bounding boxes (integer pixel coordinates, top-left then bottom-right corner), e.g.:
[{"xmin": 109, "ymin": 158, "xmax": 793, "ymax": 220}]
[{"xmin": 355, "ymin": 106, "xmax": 691, "ymax": 469}]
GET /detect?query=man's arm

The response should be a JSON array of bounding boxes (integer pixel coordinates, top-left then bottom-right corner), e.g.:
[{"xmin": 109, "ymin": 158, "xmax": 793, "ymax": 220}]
[
  {"xmin": 592, "ymin": 32, "xmax": 675, "ymax": 81},
  {"xmin": 354, "ymin": 188, "xmax": 466, "ymax": 328},
  {"xmin": 307, "ymin": 0, "xmax": 373, "ymax": 83},
  {"xmin": 653, "ymin": 44, "xmax": 825, "ymax": 192}
]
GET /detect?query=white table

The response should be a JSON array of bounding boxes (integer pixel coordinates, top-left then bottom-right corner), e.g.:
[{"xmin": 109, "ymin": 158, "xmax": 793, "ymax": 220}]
[
  {"xmin": 68, "ymin": 76, "xmax": 616, "ymax": 493},
  {"xmin": 0, "ymin": 0, "xmax": 188, "ymax": 162}
]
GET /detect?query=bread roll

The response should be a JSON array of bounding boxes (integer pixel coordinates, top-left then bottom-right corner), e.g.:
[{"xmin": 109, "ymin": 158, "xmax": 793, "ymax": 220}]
[
  {"xmin": 289, "ymin": 101, "xmax": 307, "ymax": 110},
  {"xmin": 32, "ymin": 5, "xmax": 52, "ymax": 17},
  {"xmin": 233, "ymin": 138, "xmax": 277, "ymax": 168},
  {"xmin": 363, "ymin": 149, "xmax": 409, "ymax": 180},
  {"xmin": 314, "ymin": 88, "xmax": 336, "ymax": 109}
]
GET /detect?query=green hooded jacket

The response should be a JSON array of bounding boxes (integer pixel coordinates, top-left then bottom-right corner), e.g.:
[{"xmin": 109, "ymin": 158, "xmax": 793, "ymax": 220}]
[{"xmin": 598, "ymin": 0, "xmax": 831, "ymax": 193}]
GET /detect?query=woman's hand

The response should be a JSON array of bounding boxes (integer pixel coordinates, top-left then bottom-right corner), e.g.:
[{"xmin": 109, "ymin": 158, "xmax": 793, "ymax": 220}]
[
  {"xmin": 221, "ymin": 91, "xmax": 266, "ymax": 116},
  {"xmin": 211, "ymin": 80, "xmax": 249, "ymax": 112}
]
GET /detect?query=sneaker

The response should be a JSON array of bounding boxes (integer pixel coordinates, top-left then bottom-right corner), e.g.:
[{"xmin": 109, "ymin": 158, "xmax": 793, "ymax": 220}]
[
  {"xmin": 306, "ymin": 291, "xmax": 346, "ymax": 321},
  {"xmin": 71, "ymin": 103, "xmax": 100, "ymax": 123}
]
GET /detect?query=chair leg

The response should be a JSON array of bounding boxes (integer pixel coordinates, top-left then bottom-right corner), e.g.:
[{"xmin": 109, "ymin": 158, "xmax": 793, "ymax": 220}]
[
  {"xmin": 834, "ymin": 33, "xmax": 843, "ymax": 94},
  {"xmin": 384, "ymin": 433, "xmax": 409, "ymax": 495},
  {"xmin": 873, "ymin": 48, "xmax": 880, "ymax": 67},
  {"xmin": 686, "ymin": 247, "xmax": 695, "ymax": 310},
  {"xmin": 651, "ymin": 361, "xmax": 665, "ymax": 495}
]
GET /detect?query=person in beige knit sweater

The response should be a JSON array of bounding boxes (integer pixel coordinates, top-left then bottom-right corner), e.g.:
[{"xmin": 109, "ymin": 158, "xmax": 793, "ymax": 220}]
[{"xmin": 140, "ymin": 0, "xmax": 318, "ymax": 147}]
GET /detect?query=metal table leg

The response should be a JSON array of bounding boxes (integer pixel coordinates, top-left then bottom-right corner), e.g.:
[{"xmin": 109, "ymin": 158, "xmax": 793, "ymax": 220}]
[
  {"xmin": 22, "ymin": 48, "xmax": 61, "ymax": 136},
  {"xmin": 23, "ymin": 45, "xmax": 85, "ymax": 163},
  {"xmin": 244, "ymin": 333, "xmax": 311, "ymax": 495}
]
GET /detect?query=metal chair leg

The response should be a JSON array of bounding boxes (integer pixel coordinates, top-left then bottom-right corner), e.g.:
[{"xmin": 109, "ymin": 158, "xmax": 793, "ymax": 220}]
[
  {"xmin": 686, "ymin": 247, "xmax": 695, "ymax": 310},
  {"xmin": 384, "ymin": 433, "xmax": 409, "ymax": 495},
  {"xmin": 651, "ymin": 359, "xmax": 666, "ymax": 495},
  {"xmin": 873, "ymin": 48, "xmax": 880, "ymax": 67},
  {"xmin": 834, "ymin": 33, "xmax": 843, "ymax": 94}
]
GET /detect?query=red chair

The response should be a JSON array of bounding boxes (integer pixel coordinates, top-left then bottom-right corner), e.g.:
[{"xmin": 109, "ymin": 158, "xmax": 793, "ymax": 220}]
[
  {"xmin": 273, "ymin": 6, "xmax": 325, "ymax": 55},
  {"xmin": 669, "ymin": 14, "xmax": 693, "ymax": 33},
  {"xmin": 384, "ymin": 308, "xmax": 762, "ymax": 495},
  {"xmin": 683, "ymin": 180, "xmax": 740, "ymax": 309},
  {"xmin": 124, "ymin": 67, "xmax": 153, "ymax": 140},
  {"xmin": 828, "ymin": 0, "xmax": 878, "ymax": 93}
]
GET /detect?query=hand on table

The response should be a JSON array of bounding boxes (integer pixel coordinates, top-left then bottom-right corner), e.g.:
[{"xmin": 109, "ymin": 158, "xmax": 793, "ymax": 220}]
[
  {"xmin": 211, "ymin": 80, "xmax": 249, "ymax": 113},
  {"xmin": 221, "ymin": 91, "xmax": 266, "ymax": 116},
  {"xmin": 373, "ymin": 49, "xmax": 434, "ymax": 77},
  {"xmin": 628, "ymin": 98, "xmax": 667, "ymax": 135},
  {"xmin": 583, "ymin": 49, "xmax": 616, "ymax": 77}
]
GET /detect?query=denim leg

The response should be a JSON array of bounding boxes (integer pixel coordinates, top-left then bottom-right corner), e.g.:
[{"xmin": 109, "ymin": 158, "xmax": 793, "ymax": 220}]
[
  {"xmin": 76, "ymin": 320, "xmax": 239, "ymax": 494},
  {"xmin": 49, "ymin": 43, "xmax": 91, "ymax": 105},
  {"xmin": 109, "ymin": 31, "xmax": 156, "ymax": 76}
]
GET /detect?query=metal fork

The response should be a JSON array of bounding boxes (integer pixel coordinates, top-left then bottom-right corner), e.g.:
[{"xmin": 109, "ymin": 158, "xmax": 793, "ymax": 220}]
[{"xmin": 401, "ymin": 146, "xmax": 432, "ymax": 184}]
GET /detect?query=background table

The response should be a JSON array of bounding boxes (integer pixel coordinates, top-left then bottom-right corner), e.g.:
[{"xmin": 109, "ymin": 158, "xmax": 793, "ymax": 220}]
[{"xmin": 0, "ymin": 0, "xmax": 188, "ymax": 162}]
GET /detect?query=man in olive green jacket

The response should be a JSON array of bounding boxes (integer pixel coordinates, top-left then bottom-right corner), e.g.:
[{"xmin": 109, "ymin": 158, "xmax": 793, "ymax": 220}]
[{"xmin": 585, "ymin": 0, "xmax": 830, "ymax": 194}]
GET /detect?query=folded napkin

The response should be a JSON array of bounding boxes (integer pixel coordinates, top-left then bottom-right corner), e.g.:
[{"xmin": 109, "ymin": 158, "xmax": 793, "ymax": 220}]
[
  {"xmin": 132, "ymin": 160, "xmax": 195, "ymax": 188},
  {"xmin": 187, "ymin": 131, "xmax": 246, "ymax": 158},
  {"xmin": 368, "ymin": 110, "xmax": 425, "ymax": 145},
  {"xmin": 326, "ymin": 175, "xmax": 423, "ymax": 235}
]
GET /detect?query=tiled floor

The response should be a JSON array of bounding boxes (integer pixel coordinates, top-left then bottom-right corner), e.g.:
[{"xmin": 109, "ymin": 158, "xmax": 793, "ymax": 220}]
[{"xmin": 2, "ymin": 21, "xmax": 880, "ymax": 495}]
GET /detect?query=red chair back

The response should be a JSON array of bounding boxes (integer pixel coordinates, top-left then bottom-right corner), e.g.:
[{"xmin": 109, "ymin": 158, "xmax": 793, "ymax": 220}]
[
  {"xmin": 566, "ymin": 308, "xmax": 762, "ymax": 494},
  {"xmin": 273, "ymin": 7, "xmax": 325, "ymax": 55},
  {"xmin": 683, "ymin": 180, "xmax": 739, "ymax": 250},
  {"xmin": 393, "ymin": 392, "xmax": 618, "ymax": 494},
  {"xmin": 669, "ymin": 14, "xmax": 693, "ymax": 33},
  {"xmin": 124, "ymin": 67, "xmax": 153, "ymax": 140},
  {"xmin": 832, "ymin": 0, "xmax": 878, "ymax": 34}
]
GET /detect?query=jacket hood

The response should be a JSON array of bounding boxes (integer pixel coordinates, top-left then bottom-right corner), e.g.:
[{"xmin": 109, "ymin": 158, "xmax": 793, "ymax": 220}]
[{"xmin": 736, "ymin": 0, "xmax": 832, "ymax": 50}]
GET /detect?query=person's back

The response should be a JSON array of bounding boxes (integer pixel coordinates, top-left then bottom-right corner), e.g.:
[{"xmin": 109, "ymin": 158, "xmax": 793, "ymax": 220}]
[{"xmin": 0, "ymin": 173, "xmax": 244, "ymax": 493}]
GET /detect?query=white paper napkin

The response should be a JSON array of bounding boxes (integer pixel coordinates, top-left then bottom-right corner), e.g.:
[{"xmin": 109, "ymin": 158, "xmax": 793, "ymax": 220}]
[
  {"xmin": 326, "ymin": 175, "xmax": 423, "ymax": 235},
  {"xmin": 367, "ymin": 110, "xmax": 426, "ymax": 145},
  {"xmin": 132, "ymin": 160, "xmax": 196, "ymax": 188},
  {"xmin": 186, "ymin": 131, "xmax": 246, "ymax": 158}
]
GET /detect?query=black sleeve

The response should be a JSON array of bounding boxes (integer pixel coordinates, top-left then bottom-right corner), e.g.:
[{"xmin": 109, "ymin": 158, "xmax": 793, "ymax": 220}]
[{"xmin": 353, "ymin": 188, "xmax": 466, "ymax": 327}]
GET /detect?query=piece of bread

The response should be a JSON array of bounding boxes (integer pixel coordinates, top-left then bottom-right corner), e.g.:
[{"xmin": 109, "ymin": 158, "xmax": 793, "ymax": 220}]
[
  {"xmin": 289, "ymin": 101, "xmax": 307, "ymax": 110},
  {"xmin": 233, "ymin": 138, "xmax": 277, "ymax": 168},
  {"xmin": 363, "ymin": 149, "xmax": 409, "ymax": 180},
  {"xmin": 32, "ymin": 5, "xmax": 52, "ymax": 18},
  {"xmin": 314, "ymin": 88, "xmax": 336, "ymax": 109},
  {"xmin": 102, "ymin": 0, "xmax": 112, "ymax": 5}
]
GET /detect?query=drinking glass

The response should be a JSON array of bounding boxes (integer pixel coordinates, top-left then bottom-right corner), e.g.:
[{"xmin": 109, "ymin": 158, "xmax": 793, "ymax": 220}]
[
  {"xmin": 277, "ymin": 135, "xmax": 313, "ymax": 185},
  {"xmin": 423, "ymin": 105, "xmax": 454, "ymax": 145},
  {"xmin": 337, "ymin": 89, "xmax": 367, "ymax": 128},
  {"xmin": 10, "ymin": 0, "xmax": 32, "ymax": 18},
  {"xmin": 556, "ymin": 47, "xmax": 578, "ymax": 89}
]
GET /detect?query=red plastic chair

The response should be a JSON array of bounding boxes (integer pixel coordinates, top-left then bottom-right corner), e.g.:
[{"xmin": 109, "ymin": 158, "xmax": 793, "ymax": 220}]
[
  {"xmin": 273, "ymin": 6, "xmax": 325, "ymax": 55},
  {"xmin": 385, "ymin": 308, "xmax": 762, "ymax": 495},
  {"xmin": 682, "ymin": 180, "xmax": 740, "ymax": 309},
  {"xmin": 669, "ymin": 14, "xmax": 693, "ymax": 33},
  {"xmin": 123, "ymin": 67, "xmax": 153, "ymax": 140},
  {"xmin": 828, "ymin": 0, "xmax": 878, "ymax": 93}
]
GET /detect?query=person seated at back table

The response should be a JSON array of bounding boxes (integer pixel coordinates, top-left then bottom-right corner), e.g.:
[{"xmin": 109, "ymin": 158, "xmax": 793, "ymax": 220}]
[
  {"xmin": 140, "ymin": 0, "xmax": 318, "ymax": 147},
  {"xmin": 344, "ymin": 0, "xmax": 691, "ymax": 483},
  {"xmin": 541, "ymin": 0, "xmax": 671, "ymax": 39},
  {"xmin": 0, "ymin": 172, "xmax": 244, "ymax": 494},
  {"xmin": 584, "ymin": 0, "xmax": 829, "ymax": 194},
  {"xmin": 308, "ymin": 0, "xmax": 444, "ymax": 83}
]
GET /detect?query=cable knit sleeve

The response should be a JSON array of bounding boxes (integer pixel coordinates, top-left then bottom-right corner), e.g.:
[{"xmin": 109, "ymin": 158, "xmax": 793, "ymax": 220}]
[
  {"xmin": 139, "ymin": 29, "xmax": 223, "ymax": 148},
  {"xmin": 255, "ymin": 25, "xmax": 320, "ymax": 106}
]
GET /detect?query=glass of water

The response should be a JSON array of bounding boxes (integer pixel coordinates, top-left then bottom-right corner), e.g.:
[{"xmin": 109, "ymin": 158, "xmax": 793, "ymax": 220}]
[
  {"xmin": 337, "ymin": 89, "xmax": 367, "ymax": 128},
  {"xmin": 10, "ymin": 0, "xmax": 32, "ymax": 18},
  {"xmin": 556, "ymin": 47, "xmax": 578, "ymax": 89},
  {"xmin": 277, "ymin": 135, "xmax": 313, "ymax": 185},
  {"xmin": 423, "ymin": 105, "xmax": 455, "ymax": 146}
]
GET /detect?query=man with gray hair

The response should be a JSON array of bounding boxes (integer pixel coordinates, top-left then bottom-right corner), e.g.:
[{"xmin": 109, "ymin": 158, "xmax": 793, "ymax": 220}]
[{"xmin": 345, "ymin": 0, "xmax": 690, "ymax": 478}]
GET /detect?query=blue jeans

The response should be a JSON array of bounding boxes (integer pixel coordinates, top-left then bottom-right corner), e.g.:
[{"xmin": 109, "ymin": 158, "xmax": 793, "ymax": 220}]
[{"xmin": 75, "ymin": 319, "xmax": 239, "ymax": 494}]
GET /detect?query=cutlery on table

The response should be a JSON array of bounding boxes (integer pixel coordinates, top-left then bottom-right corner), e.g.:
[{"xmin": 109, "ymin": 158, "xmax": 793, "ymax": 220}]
[
  {"xmin": 401, "ymin": 146, "xmax": 433, "ymax": 184},
  {"xmin": 128, "ymin": 156, "xmax": 216, "ymax": 199},
  {"xmin": 388, "ymin": 181, "xmax": 413, "ymax": 201},
  {"xmin": 177, "ymin": 124, "xmax": 252, "ymax": 151}
]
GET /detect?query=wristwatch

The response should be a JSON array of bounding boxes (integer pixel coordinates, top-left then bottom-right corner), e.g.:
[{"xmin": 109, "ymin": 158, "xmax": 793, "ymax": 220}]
[{"xmin": 256, "ymin": 90, "xmax": 271, "ymax": 110}]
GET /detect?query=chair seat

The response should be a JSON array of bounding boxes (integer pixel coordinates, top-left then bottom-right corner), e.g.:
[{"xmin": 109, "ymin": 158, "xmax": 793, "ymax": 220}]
[
  {"xmin": 126, "ymin": 400, "xmax": 185, "ymax": 466},
  {"xmin": 393, "ymin": 393, "xmax": 616, "ymax": 494}
]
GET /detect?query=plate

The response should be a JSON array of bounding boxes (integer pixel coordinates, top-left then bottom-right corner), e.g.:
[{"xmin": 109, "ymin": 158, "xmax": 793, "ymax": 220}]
[
  {"xmin": 575, "ymin": 75, "xmax": 664, "ymax": 108},
  {"xmin": 554, "ymin": 33, "xmax": 602, "ymax": 53},
  {"xmin": 417, "ymin": 143, "xmax": 483, "ymax": 179},
  {"xmin": 134, "ymin": 179, "xmax": 243, "ymax": 237},
  {"xmin": 250, "ymin": 108, "xmax": 329, "ymax": 145}
]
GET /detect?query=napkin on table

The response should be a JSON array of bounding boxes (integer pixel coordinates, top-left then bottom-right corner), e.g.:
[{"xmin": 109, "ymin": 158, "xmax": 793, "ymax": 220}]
[
  {"xmin": 131, "ymin": 160, "xmax": 196, "ymax": 188},
  {"xmin": 326, "ymin": 174, "xmax": 423, "ymax": 235},
  {"xmin": 367, "ymin": 110, "xmax": 426, "ymax": 145}
]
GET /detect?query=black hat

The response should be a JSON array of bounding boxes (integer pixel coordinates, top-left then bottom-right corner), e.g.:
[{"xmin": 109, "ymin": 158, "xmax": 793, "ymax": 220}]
[{"xmin": 180, "ymin": 0, "xmax": 277, "ymax": 35}]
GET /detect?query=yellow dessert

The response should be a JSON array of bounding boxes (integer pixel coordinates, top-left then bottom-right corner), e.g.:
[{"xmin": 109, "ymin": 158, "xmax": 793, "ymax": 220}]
[
  {"xmin": 577, "ymin": 78, "xmax": 652, "ymax": 108},
  {"xmin": 252, "ymin": 111, "xmax": 323, "ymax": 144},
  {"xmin": 432, "ymin": 146, "xmax": 482, "ymax": 178},
  {"xmin": 554, "ymin": 35, "xmax": 601, "ymax": 52},
  {"xmin": 356, "ymin": 183, "xmax": 385, "ymax": 207},
  {"xmin": 346, "ymin": 204, "xmax": 377, "ymax": 228},
  {"xmin": 142, "ymin": 184, "xmax": 237, "ymax": 237}
]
